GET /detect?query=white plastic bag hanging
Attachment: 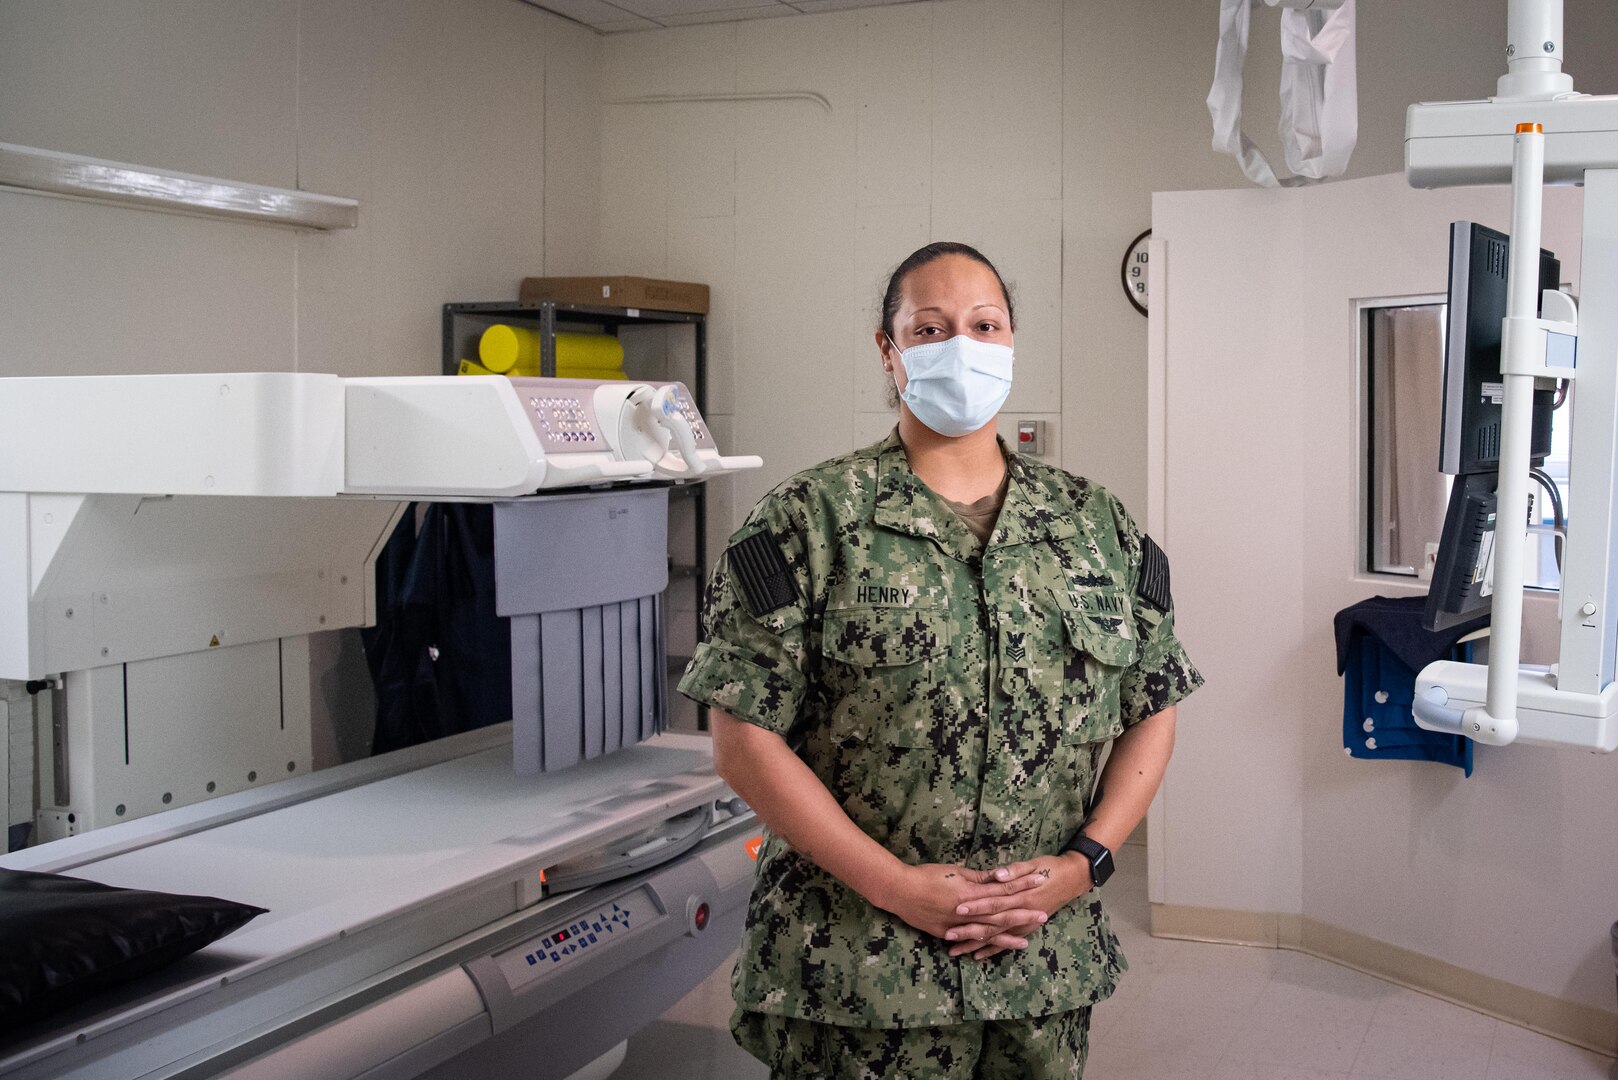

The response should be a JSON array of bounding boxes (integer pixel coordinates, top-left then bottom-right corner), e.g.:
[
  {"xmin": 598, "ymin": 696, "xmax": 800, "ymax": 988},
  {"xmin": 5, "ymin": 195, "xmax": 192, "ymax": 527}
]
[{"xmin": 1208, "ymin": 0, "xmax": 1359, "ymax": 188}]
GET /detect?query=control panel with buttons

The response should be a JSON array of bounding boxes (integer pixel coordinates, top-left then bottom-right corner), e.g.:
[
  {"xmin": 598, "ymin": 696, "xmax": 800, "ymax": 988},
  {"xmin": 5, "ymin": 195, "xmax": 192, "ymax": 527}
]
[
  {"xmin": 493, "ymin": 886, "xmax": 656, "ymax": 991},
  {"xmin": 507, "ymin": 378, "xmax": 714, "ymax": 457},
  {"xmin": 525, "ymin": 392, "xmax": 602, "ymax": 453},
  {"xmin": 661, "ymin": 383, "xmax": 713, "ymax": 448}
]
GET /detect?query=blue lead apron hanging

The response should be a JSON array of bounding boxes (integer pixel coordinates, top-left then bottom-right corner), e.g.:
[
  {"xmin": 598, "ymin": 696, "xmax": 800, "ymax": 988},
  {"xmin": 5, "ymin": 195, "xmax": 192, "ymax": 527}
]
[{"xmin": 1333, "ymin": 595, "xmax": 1488, "ymax": 776}]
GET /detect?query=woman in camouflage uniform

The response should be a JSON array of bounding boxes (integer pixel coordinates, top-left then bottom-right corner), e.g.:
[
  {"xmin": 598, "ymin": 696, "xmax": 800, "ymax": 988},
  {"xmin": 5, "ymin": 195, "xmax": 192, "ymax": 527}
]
[{"xmin": 678, "ymin": 242, "xmax": 1203, "ymax": 1078}]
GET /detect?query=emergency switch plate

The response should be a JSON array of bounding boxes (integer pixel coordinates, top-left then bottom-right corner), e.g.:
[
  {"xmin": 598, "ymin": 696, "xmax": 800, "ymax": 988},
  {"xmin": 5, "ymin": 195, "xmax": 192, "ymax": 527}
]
[{"xmin": 1016, "ymin": 420, "xmax": 1043, "ymax": 457}]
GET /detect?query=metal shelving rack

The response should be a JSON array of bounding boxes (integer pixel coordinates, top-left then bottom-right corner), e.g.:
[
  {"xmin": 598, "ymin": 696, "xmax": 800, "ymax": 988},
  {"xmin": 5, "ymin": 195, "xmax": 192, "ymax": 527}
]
[{"xmin": 442, "ymin": 301, "xmax": 710, "ymax": 731}]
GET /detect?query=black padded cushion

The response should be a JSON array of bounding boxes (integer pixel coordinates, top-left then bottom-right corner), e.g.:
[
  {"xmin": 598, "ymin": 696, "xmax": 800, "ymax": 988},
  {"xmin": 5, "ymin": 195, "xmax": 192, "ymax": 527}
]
[{"xmin": 0, "ymin": 868, "xmax": 266, "ymax": 1031}]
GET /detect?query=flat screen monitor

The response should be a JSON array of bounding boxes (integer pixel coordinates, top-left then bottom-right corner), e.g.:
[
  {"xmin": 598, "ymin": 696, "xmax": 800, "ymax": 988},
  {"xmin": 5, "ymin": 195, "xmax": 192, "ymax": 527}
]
[
  {"xmin": 1438, "ymin": 221, "xmax": 1559, "ymax": 477},
  {"xmin": 1423, "ymin": 471, "xmax": 1499, "ymax": 633}
]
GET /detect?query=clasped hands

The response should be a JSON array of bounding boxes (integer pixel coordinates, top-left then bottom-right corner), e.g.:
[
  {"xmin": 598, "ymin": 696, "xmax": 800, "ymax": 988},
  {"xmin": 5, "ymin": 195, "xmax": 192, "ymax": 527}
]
[{"xmin": 878, "ymin": 854, "xmax": 1093, "ymax": 962}]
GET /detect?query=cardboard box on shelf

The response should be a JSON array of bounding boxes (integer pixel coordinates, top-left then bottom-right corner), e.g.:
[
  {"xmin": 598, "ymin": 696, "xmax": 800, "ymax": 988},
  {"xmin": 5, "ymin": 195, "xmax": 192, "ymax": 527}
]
[{"xmin": 518, "ymin": 276, "xmax": 709, "ymax": 315}]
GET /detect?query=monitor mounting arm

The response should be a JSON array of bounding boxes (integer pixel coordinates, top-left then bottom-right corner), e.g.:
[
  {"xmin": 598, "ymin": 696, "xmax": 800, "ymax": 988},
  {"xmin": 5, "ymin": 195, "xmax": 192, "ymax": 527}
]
[{"xmin": 1406, "ymin": 0, "xmax": 1618, "ymax": 751}]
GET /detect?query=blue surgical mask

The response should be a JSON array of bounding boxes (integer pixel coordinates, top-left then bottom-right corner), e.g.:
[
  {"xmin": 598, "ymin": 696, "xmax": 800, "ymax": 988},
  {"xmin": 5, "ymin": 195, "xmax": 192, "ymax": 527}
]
[{"xmin": 890, "ymin": 334, "xmax": 1014, "ymax": 438}]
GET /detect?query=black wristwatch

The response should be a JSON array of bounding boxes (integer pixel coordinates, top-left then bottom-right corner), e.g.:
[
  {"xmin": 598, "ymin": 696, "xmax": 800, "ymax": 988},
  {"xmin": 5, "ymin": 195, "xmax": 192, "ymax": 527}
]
[{"xmin": 1062, "ymin": 834, "xmax": 1114, "ymax": 888}]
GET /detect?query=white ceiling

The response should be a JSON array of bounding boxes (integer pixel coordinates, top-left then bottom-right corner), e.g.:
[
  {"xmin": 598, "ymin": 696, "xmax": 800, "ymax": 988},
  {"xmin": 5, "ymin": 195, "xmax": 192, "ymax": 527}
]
[{"xmin": 526, "ymin": 0, "xmax": 921, "ymax": 33}]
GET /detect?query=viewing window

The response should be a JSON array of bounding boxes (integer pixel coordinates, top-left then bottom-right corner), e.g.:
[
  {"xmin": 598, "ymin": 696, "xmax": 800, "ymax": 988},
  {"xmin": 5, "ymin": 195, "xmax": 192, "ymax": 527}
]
[{"xmin": 1362, "ymin": 300, "xmax": 1564, "ymax": 590}]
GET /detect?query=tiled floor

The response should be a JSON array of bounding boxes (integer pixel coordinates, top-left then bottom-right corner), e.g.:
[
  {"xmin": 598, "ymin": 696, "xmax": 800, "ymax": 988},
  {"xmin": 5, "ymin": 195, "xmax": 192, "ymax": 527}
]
[{"xmin": 613, "ymin": 849, "xmax": 1618, "ymax": 1079}]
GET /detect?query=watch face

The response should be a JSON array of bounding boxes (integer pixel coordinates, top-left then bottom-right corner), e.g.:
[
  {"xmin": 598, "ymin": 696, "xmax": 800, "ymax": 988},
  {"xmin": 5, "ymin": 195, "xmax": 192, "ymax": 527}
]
[
  {"xmin": 1090, "ymin": 846, "xmax": 1114, "ymax": 886},
  {"xmin": 1121, "ymin": 228, "xmax": 1150, "ymax": 316}
]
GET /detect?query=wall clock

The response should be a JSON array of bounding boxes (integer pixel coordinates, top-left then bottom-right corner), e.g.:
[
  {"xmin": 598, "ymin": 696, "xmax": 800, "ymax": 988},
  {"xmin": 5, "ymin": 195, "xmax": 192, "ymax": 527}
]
[{"xmin": 1121, "ymin": 228, "xmax": 1150, "ymax": 316}]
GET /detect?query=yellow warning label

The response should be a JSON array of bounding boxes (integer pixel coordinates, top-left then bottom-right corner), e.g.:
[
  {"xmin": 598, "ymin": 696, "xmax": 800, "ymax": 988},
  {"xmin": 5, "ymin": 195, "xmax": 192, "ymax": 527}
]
[{"xmin": 209, "ymin": 635, "xmax": 220, "ymax": 647}]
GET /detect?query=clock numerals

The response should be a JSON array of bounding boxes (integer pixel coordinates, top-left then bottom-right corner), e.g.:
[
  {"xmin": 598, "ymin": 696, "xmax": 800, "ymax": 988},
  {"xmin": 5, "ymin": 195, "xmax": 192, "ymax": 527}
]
[{"xmin": 1121, "ymin": 229, "xmax": 1151, "ymax": 316}]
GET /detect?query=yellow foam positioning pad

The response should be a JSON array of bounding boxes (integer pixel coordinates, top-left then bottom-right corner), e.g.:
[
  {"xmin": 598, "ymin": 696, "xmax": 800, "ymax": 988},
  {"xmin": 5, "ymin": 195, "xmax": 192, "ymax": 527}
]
[
  {"xmin": 479, "ymin": 324, "xmax": 536, "ymax": 374},
  {"xmin": 457, "ymin": 358, "xmax": 497, "ymax": 376},
  {"xmin": 556, "ymin": 332, "xmax": 625, "ymax": 371},
  {"xmin": 480, "ymin": 326, "xmax": 626, "ymax": 375}
]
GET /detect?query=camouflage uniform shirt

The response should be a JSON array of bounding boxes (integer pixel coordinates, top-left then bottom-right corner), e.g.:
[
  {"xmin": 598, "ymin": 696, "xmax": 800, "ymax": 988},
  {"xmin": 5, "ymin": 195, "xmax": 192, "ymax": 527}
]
[{"xmin": 678, "ymin": 430, "xmax": 1203, "ymax": 1029}]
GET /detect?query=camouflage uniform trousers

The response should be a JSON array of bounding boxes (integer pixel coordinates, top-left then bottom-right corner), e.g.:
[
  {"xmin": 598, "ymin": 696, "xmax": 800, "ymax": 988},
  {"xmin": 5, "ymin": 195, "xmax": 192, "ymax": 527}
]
[{"xmin": 731, "ymin": 1006, "xmax": 1091, "ymax": 1080}]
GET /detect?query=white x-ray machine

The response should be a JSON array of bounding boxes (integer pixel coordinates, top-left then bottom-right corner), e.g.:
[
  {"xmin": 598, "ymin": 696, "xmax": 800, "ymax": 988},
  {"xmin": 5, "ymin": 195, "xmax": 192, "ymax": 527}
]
[
  {"xmin": 1404, "ymin": 0, "xmax": 1618, "ymax": 752},
  {"xmin": 0, "ymin": 372, "xmax": 762, "ymax": 1079}
]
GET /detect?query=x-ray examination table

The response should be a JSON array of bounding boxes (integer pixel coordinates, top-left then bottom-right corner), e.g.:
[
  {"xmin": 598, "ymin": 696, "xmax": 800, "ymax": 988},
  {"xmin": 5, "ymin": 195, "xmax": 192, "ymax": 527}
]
[
  {"xmin": 0, "ymin": 727, "xmax": 756, "ymax": 1080},
  {"xmin": 0, "ymin": 372, "xmax": 770, "ymax": 1078}
]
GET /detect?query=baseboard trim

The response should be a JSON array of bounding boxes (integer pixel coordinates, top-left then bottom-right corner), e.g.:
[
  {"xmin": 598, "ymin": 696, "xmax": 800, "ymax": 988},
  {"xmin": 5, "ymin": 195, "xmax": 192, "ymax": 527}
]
[{"xmin": 1150, "ymin": 902, "xmax": 1617, "ymax": 1059}]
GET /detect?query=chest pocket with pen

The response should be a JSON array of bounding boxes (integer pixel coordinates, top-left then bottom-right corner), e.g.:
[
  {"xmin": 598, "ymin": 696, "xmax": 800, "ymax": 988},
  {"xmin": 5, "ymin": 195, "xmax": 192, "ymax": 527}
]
[{"xmin": 1052, "ymin": 587, "xmax": 1137, "ymax": 744}]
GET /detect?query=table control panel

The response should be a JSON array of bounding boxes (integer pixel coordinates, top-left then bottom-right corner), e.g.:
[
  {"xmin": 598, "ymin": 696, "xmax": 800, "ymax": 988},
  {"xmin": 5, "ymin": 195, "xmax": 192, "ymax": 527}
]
[{"xmin": 492, "ymin": 885, "xmax": 657, "ymax": 991}]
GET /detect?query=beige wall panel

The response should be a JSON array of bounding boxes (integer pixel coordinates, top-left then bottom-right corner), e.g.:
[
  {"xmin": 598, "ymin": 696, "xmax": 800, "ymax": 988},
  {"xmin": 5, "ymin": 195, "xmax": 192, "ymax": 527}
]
[
  {"xmin": 356, "ymin": 0, "xmax": 549, "ymax": 375},
  {"xmin": 601, "ymin": 26, "xmax": 672, "ymax": 101},
  {"xmin": 729, "ymin": 13, "xmax": 860, "ymax": 515},
  {"xmin": 295, "ymin": 0, "xmax": 373, "ymax": 199},
  {"xmin": 603, "ymin": 23, "xmax": 737, "ymax": 101},
  {"xmin": 731, "ymin": 218, "xmax": 856, "ymax": 506},
  {"xmin": 854, "ymin": 411, "xmax": 897, "ymax": 449},
  {"xmin": 544, "ymin": 17, "xmax": 604, "ymax": 276},
  {"xmin": 665, "ymin": 102, "xmax": 739, "ymax": 220},
  {"xmin": 853, "ymin": 204, "xmax": 931, "ymax": 411},
  {"xmin": 0, "ymin": 192, "xmax": 296, "ymax": 378},
  {"xmin": 295, "ymin": 0, "xmax": 375, "ymax": 376},
  {"xmin": 0, "ymin": 0, "xmax": 298, "ymax": 188},
  {"xmin": 598, "ymin": 107, "xmax": 672, "ymax": 276},
  {"xmin": 702, "ymin": 413, "xmax": 743, "ymax": 539},
  {"xmin": 297, "ymin": 229, "xmax": 375, "ymax": 377},
  {"xmin": 418, "ymin": 0, "xmax": 547, "ymax": 286},
  {"xmin": 729, "ymin": 265, "xmax": 857, "ymax": 515},
  {"xmin": 735, "ymin": 9, "xmax": 860, "ymax": 99},
  {"xmin": 602, "ymin": 27, "xmax": 738, "ymax": 227},
  {"xmin": 929, "ymin": 0, "xmax": 1062, "ymax": 208},
  {"xmin": 1058, "ymin": 214, "xmax": 1147, "ymax": 505},
  {"xmin": 931, "ymin": 198, "xmax": 1062, "ymax": 415},
  {"xmin": 330, "ymin": 1, "xmax": 434, "ymax": 375},
  {"xmin": 668, "ymin": 215, "xmax": 738, "ymax": 416},
  {"xmin": 1060, "ymin": 0, "xmax": 1282, "ymax": 510},
  {"xmin": 299, "ymin": 0, "xmax": 572, "ymax": 378},
  {"xmin": 854, "ymin": 3, "xmax": 933, "ymax": 210}
]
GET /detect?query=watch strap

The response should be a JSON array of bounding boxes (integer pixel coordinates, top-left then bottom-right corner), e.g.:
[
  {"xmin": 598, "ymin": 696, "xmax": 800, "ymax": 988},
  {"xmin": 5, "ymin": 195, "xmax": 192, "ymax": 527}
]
[{"xmin": 1062, "ymin": 834, "xmax": 1114, "ymax": 888}]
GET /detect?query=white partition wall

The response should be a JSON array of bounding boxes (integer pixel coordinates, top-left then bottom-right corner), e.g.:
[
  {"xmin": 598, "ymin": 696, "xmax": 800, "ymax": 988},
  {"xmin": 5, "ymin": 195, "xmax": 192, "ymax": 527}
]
[{"xmin": 1152, "ymin": 172, "xmax": 1618, "ymax": 1050}]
